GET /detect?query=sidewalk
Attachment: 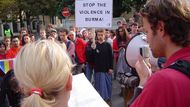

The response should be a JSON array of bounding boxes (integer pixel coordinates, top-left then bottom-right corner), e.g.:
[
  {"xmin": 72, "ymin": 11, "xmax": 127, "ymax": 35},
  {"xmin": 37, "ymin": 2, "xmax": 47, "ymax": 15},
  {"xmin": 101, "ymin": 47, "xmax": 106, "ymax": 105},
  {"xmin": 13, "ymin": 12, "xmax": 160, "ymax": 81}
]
[{"xmin": 112, "ymin": 80, "xmax": 125, "ymax": 107}]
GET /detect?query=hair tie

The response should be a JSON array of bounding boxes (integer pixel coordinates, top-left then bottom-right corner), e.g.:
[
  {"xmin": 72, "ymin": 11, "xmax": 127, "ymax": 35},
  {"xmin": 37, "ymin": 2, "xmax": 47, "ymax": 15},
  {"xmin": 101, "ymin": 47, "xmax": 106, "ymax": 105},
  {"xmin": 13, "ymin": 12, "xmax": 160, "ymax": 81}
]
[{"xmin": 30, "ymin": 88, "xmax": 42, "ymax": 96}]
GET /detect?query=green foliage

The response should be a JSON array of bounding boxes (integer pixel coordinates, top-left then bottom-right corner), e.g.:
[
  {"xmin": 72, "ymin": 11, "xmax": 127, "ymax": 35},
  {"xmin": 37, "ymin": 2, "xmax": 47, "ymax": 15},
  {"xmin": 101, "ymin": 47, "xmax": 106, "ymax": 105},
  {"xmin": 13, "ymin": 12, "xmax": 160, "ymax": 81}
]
[
  {"xmin": 57, "ymin": 0, "xmax": 75, "ymax": 19},
  {"xmin": 18, "ymin": 0, "xmax": 58, "ymax": 16},
  {"xmin": 0, "ymin": 0, "xmax": 60, "ymax": 19},
  {"xmin": 0, "ymin": 0, "xmax": 146, "ymax": 22},
  {"xmin": 0, "ymin": 0, "xmax": 18, "ymax": 20},
  {"xmin": 113, "ymin": 0, "xmax": 146, "ymax": 17}
]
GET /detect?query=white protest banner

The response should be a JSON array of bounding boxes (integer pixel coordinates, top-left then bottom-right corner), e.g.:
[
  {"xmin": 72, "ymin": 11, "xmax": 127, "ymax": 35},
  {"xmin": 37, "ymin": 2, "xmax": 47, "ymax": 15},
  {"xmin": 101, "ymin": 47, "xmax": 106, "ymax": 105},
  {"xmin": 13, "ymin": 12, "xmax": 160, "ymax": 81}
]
[
  {"xmin": 68, "ymin": 73, "xmax": 109, "ymax": 107},
  {"xmin": 75, "ymin": 0, "xmax": 113, "ymax": 28}
]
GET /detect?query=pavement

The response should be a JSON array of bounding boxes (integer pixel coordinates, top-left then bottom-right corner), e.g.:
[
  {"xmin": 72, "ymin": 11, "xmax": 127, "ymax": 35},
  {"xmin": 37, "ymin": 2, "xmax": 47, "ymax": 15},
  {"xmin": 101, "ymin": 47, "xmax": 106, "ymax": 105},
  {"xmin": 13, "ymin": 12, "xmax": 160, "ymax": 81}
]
[{"xmin": 111, "ymin": 79, "xmax": 125, "ymax": 107}]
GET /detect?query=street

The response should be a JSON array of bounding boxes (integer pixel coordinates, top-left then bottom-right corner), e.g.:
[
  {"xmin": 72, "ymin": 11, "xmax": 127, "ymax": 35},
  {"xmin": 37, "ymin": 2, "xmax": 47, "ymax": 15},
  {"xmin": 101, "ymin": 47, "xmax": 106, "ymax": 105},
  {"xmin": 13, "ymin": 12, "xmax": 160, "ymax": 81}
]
[{"xmin": 112, "ymin": 79, "xmax": 125, "ymax": 107}]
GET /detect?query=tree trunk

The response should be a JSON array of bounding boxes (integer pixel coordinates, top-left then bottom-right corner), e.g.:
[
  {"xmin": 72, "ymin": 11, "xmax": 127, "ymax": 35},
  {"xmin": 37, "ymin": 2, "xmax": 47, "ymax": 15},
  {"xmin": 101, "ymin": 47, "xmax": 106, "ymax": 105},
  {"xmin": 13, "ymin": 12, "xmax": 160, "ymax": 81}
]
[
  {"xmin": 19, "ymin": 9, "xmax": 24, "ymax": 27},
  {"xmin": 36, "ymin": 15, "xmax": 40, "ymax": 33},
  {"xmin": 26, "ymin": 12, "xmax": 31, "ymax": 34}
]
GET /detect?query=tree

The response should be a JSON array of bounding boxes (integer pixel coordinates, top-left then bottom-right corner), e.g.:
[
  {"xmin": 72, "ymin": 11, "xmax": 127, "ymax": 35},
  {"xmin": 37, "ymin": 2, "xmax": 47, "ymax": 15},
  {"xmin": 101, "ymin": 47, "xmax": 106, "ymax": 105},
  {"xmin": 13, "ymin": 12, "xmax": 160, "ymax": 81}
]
[
  {"xmin": 123, "ymin": 0, "xmax": 147, "ymax": 12},
  {"xmin": 0, "ymin": 0, "xmax": 18, "ymax": 21},
  {"xmin": 113, "ymin": 0, "xmax": 146, "ymax": 17},
  {"xmin": 16, "ymin": 0, "xmax": 60, "ymax": 29},
  {"xmin": 0, "ymin": 0, "xmax": 146, "ymax": 23},
  {"xmin": 57, "ymin": 0, "xmax": 75, "ymax": 19}
]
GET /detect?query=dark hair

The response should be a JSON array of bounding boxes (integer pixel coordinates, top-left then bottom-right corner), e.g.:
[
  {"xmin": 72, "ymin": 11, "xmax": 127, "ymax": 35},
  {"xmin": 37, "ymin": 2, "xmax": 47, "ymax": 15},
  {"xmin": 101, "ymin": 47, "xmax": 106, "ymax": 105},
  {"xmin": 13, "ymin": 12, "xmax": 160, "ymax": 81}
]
[
  {"xmin": 131, "ymin": 22, "xmax": 138, "ymax": 27},
  {"xmin": 96, "ymin": 29, "xmax": 105, "ymax": 33},
  {"xmin": 59, "ymin": 28, "xmax": 69, "ymax": 35},
  {"xmin": 21, "ymin": 34, "xmax": 30, "ymax": 45},
  {"xmin": 30, "ymin": 34, "xmax": 35, "ymax": 37},
  {"xmin": 105, "ymin": 29, "xmax": 109, "ymax": 32},
  {"xmin": 141, "ymin": 0, "xmax": 190, "ymax": 47},
  {"xmin": 110, "ymin": 30, "xmax": 116, "ymax": 37},
  {"xmin": 0, "ymin": 41, "xmax": 6, "ymax": 50},
  {"xmin": 116, "ymin": 26, "xmax": 130, "ymax": 45},
  {"xmin": 57, "ymin": 28, "xmax": 69, "ymax": 42},
  {"xmin": 11, "ymin": 36, "xmax": 19, "ymax": 42},
  {"xmin": 117, "ymin": 21, "xmax": 122, "ymax": 25}
]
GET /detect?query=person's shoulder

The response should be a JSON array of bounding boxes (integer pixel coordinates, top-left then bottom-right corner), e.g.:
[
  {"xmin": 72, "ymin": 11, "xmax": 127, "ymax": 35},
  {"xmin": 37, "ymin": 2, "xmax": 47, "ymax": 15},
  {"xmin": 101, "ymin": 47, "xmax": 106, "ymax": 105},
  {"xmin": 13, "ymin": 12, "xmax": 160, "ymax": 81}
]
[
  {"xmin": 76, "ymin": 38, "xmax": 86, "ymax": 44},
  {"xmin": 76, "ymin": 38, "xmax": 83, "ymax": 42},
  {"xmin": 113, "ymin": 38, "xmax": 117, "ymax": 42},
  {"xmin": 85, "ymin": 41, "xmax": 92, "ymax": 46},
  {"xmin": 6, "ymin": 48, "xmax": 13, "ymax": 55},
  {"xmin": 67, "ymin": 40, "xmax": 74, "ymax": 45},
  {"xmin": 149, "ymin": 69, "xmax": 175, "ymax": 82},
  {"xmin": 108, "ymin": 38, "xmax": 113, "ymax": 41},
  {"xmin": 146, "ymin": 67, "xmax": 189, "ymax": 89},
  {"xmin": 143, "ymin": 69, "xmax": 172, "ymax": 90},
  {"xmin": 104, "ymin": 41, "xmax": 112, "ymax": 47},
  {"xmin": 153, "ymin": 67, "xmax": 188, "ymax": 80}
]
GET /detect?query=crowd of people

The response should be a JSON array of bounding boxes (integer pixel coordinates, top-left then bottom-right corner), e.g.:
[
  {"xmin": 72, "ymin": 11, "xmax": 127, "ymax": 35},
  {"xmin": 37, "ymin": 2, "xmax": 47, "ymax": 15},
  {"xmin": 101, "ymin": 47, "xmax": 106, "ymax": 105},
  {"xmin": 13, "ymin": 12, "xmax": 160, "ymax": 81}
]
[
  {"xmin": 0, "ymin": 16, "xmax": 141, "ymax": 107},
  {"xmin": 0, "ymin": 0, "xmax": 190, "ymax": 107}
]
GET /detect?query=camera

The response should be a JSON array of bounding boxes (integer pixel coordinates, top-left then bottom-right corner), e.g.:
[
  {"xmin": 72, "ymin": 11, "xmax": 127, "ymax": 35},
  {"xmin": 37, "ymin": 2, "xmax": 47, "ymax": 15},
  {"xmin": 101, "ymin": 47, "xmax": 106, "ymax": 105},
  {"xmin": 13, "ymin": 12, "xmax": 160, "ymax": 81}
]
[{"xmin": 117, "ymin": 72, "xmax": 139, "ymax": 88}]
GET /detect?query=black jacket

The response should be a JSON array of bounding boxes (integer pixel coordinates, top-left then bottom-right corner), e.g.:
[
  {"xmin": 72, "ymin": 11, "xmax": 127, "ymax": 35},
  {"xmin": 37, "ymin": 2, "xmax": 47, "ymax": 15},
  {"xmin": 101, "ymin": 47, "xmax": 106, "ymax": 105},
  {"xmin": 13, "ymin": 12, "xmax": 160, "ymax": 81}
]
[
  {"xmin": 0, "ymin": 70, "xmax": 21, "ymax": 107},
  {"xmin": 93, "ymin": 42, "xmax": 113, "ymax": 72}
]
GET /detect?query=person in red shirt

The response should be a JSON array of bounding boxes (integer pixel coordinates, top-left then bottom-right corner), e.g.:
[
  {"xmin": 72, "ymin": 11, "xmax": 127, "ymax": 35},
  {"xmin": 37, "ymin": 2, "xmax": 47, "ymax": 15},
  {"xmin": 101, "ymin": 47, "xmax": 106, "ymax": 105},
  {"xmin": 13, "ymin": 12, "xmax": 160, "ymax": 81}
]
[
  {"xmin": 68, "ymin": 31, "xmax": 86, "ymax": 74},
  {"xmin": 130, "ymin": 0, "xmax": 190, "ymax": 107},
  {"xmin": 6, "ymin": 36, "xmax": 22, "ymax": 59}
]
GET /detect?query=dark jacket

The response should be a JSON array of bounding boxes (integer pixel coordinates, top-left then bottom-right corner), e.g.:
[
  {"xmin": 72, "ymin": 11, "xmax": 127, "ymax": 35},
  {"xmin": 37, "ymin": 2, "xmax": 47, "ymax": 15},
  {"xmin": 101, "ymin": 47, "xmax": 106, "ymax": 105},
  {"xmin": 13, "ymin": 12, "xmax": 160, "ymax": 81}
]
[
  {"xmin": 85, "ymin": 41, "xmax": 95, "ymax": 64},
  {"xmin": 93, "ymin": 42, "xmax": 113, "ymax": 72},
  {"xmin": 0, "ymin": 70, "xmax": 21, "ymax": 107}
]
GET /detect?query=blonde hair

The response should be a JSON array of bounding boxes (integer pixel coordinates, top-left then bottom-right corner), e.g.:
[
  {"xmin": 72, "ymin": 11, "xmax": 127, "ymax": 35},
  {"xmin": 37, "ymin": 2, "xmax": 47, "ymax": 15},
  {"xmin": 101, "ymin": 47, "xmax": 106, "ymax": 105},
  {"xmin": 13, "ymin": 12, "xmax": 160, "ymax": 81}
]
[{"xmin": 14, "ymin": 40, "xmax": 72, "ymax": 107}]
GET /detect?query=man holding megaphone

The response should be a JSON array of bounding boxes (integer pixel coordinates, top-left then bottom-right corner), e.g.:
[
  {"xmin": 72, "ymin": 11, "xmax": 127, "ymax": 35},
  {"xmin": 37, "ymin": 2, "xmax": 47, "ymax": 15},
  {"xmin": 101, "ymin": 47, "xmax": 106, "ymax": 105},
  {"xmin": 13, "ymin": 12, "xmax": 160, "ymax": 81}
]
[{"xmin": 129, "ymin": 0, "xmax": 190, "ymax": 107}]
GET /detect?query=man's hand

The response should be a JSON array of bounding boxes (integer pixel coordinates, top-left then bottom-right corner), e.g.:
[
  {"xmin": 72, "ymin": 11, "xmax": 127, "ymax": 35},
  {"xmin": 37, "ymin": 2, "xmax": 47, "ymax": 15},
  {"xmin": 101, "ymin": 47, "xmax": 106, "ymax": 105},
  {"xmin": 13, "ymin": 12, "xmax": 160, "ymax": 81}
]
[
  {"xmin": 135, "ymin": 56, "xmax": 152, "ymax": 87},
  {"xmin": 108, "ymin": 69, "xmax": 113, "ymax": 75},
  {"xmin": 91, "ymin": 43, "xmax": 96, "ymax": 49}
]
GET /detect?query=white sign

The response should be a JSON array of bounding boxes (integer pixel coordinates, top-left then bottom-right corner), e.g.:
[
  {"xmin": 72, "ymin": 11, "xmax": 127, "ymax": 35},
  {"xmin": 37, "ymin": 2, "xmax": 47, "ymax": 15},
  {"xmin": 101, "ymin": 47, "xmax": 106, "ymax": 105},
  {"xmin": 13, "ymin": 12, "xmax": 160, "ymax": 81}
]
[
  {"xmin": 68, "ymin": 73, "xmax": 109, "ymax": 107},
  {"xmin": 75, "ymin": 0, "xmax": 113, "ymax": 28}
]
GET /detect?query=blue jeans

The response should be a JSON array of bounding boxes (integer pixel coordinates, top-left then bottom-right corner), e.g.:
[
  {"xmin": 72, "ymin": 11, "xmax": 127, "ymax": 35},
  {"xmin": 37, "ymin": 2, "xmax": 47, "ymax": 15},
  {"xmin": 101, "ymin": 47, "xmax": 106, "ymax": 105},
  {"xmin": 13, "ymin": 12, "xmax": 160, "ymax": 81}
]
[{"xmin": 85, "ymin": 63, "xmax": 94, "ymax": 82}]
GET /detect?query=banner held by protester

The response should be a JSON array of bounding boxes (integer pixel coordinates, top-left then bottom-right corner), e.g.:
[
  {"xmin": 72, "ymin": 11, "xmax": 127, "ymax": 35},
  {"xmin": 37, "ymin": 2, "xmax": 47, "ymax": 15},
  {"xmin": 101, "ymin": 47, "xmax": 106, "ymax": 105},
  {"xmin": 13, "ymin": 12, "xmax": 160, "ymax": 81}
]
[
  {"xmin": 0, "ymin": 59, "xmax": 14, "ymax": 74},
  {"xmin": 75, "ymin": 0, "xmax": 113, "ymax": 28}
]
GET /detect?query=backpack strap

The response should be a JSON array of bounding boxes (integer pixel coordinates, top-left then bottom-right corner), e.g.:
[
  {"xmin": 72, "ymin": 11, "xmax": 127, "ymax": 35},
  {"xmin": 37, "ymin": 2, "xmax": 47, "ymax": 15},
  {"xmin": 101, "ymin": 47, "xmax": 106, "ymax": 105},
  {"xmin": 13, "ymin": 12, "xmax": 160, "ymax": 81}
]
[{"xmin": 167, "ymin": 60, "xmax": 190, "ymax": 78}]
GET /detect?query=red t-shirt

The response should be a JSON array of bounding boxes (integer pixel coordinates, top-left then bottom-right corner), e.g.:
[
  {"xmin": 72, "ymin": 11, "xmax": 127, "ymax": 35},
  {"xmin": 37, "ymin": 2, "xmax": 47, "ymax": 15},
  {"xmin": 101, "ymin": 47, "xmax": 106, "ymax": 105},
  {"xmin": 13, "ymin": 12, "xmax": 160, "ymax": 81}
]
[
  {"xmin": 0, "ymin": 53, "xmax": 7, "ymax": 60},
  {"xmin": 131, "ymin": 46, "xmax": 190, "ymax": 107},
  {"xmin": 75, "ymin": 38, "xmax": 86, "ymax": 64},
  {"xmin": 6, "ymin": 47, "xmax": 22, "ymax": 59}
]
